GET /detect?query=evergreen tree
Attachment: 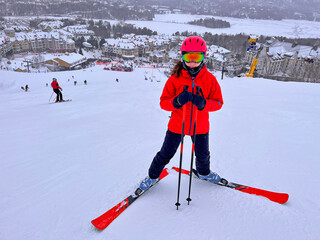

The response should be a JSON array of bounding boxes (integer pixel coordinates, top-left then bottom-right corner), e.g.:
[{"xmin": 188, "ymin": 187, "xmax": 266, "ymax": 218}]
[{"xmin": 99, "ymin": 39, "xmax": 106, "ymax": 49}]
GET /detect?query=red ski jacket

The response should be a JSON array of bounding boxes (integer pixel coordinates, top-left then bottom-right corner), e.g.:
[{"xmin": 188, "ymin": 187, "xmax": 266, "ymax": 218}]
[
  {"xmin": 51, "ymin": 81, "xmax": 61, "ymax": 90},
  {"xmin": 160, "ymin": 65, "xmax": 223, "ymax": 135}
]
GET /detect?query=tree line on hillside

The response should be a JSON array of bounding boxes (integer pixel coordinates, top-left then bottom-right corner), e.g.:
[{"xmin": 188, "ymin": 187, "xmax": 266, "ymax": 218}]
[
  {"xmin": 1, "ymin": 1, "xmax": 155, "ymax": 21},
  {"xmin": 29, "ymin": 18, "xmax": 157, "ymax": 40},
  {"xmin": 87, "ymin": 20, "xmax": 157, "ymax": 38},
  {"xmin": 188, "ymin": 18, "xmax": 231, "ymax": 28}
]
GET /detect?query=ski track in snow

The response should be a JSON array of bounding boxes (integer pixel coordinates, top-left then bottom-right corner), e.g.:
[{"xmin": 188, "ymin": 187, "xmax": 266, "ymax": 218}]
[{"xmin": 0, "ymin": 64, "xmax": 320, "ymax": 239}]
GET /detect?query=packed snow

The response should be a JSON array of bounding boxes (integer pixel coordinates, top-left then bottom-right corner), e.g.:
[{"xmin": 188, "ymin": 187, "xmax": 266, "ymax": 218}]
[{"xmin": 1, "ymin": 63, "xmax": 320, "ymax": 239}]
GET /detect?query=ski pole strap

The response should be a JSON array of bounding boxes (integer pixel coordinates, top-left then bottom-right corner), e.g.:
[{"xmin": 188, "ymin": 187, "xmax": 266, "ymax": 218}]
[
  {"xmin": 196, "ymin": 86, "xmax": 202, "ymax": 96},
  {"xmin": 181, "ymin": 85, "xmax": 189, "ymax": 123}
]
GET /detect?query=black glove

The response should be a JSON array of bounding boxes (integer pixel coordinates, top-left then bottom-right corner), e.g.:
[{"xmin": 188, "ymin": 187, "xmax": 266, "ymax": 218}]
[
  {"xmin": 173, "ymin": 91, "xmax": 193, "ymax": 109},
  {"xmin": 193, "ymin": 94, "xmax": 206, "ymax": 111}
]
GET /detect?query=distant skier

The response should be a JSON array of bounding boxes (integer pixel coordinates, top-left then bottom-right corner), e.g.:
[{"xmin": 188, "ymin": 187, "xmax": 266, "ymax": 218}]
[
  {"xmin": 51, "ymin": 78, "xmax": 64, "ymax": 102},
  {"xmin": 74, "ymin": 81, "xmax": 77, "ymax": 86},
  {"xmin": 25, "ymin": 84, "xmax": 29, "ymax": 92},
  {"xmin": 84, "ymin": 80, "xmax": 87, "ymax": 85},
  {"xmin": 116, "ymin": 78, "xmax": 119, "ymax": 82},
  {"xmin": 139, "ymin": 36, "xmax": 224, "ymax": 191}
]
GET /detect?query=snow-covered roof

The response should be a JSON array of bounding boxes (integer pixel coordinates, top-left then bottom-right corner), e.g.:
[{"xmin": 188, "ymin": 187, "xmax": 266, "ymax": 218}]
[
  {"xmin": 4, "ymin": 24, "xmax": 29, "ymax": 32},
  {"xmin": 66, "ymin": 39, "xmax": 75, "ymax": 44},
  {"xmin": 207, "ymin": 45, "xmax": 231, "ymax": 55},
  {"xmin": 4, "ymin": 27, "xmax": 15, "ymax": 32},
  {"xmin": 211, "ymin": 53, "xmax": 226, "ymax": 62},
  {"xmin": 0, "ymin": 29, "xmax": 77, "ymax": 45},
  {"xmin": 123, "ymin": 54, "xmax": 135, "ymax": 58},
  {"xmin": 63, "ymin": 25, "xmax": 94, "ymax": 36},
  {"xmin": 267, "ymin": 40, "xmax": 318, "ymax": 59},
  {"xmin": 104, "ymin": 38, "xmax": 121, "ymax": 46},
  {"xmin": 117, "ymin": 42, "xmax": 136, "ymax": 50},
  {"xmin": 54, "ymin": 53, "xmax": 86, "ymax": 67},
  {"xmin": 83, "ymin": 42, "xmax": 93, "ymax": 48},
  {"xmin": 39, "ymin": 21, "xmax": 64, "ymax": 30}
]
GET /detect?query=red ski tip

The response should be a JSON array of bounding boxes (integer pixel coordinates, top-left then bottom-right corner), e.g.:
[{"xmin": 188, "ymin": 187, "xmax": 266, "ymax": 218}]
[
  {"xmin": 172, "ymin": 167, "xmax": 289, "ymax": 204},
  {"xmin": 159, "ymin": 168, "xmax": 169, "ymax": 179},
  {"xmin": 91, "ymin": 168, "xmax": 169, "ymax": 230},
  {"xmin": 172, "ymin": 166, "xmax": 190, "ymax": 175}
]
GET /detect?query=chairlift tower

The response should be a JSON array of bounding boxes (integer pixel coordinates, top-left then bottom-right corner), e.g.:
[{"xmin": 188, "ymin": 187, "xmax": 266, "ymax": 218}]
[{"xmin": 23, "ymin": 59, "xmax": 33, "ymax": 73}]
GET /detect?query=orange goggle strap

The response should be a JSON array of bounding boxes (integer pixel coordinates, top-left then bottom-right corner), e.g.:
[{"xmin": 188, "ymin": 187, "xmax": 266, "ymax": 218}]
[{"xmin": 182, "ymin": 52, "xmax": 205, "ymax": 63}]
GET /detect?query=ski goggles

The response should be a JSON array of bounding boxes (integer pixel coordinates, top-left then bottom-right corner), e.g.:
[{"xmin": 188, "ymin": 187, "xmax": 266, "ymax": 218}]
[{"xmin": 182, "ymin": 52, "xmax": 205, "ymax": 63}]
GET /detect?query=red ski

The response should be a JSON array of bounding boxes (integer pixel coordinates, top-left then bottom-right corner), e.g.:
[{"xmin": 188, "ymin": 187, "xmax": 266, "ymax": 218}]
[
  {"xmin": 172, "ymin": 167, "xmax": 289, "ymax": 204},
  {"xmin": 91, "ymin": 168, "xmax": 169, "ymax": 230}
]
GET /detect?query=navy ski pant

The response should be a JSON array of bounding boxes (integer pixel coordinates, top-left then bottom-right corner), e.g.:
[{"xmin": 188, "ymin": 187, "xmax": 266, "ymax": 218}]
[
  {"xmin": 54, "ymin": 89, "xmax": 63, "ymax": 101},
  {"xmin": 148, "ymin": 130, "xmax": 211, "ymax": 179}
]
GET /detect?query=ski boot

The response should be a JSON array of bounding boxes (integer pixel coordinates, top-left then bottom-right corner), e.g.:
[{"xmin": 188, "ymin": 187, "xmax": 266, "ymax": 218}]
[
  {"xmin": 139, "ymin": 176, "xmax": 159, "ymax": 191},
  {"xmin": 198, "ymin": 171, "xmax": 221, "ymax": 183}
]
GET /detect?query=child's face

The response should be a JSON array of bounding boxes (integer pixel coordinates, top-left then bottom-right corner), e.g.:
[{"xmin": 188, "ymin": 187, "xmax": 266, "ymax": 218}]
[{"xmin": 185, "ymin": 61, "xmax": 201, "ymax": 69}]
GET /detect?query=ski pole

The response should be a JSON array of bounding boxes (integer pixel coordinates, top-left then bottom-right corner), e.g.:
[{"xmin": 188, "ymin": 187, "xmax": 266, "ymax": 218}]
[
  {"xmin": 175, "ymin": 85, "xmax": 189, "ymax": 210},
  {"xmin": 49, "ymin": 92, "xmax": 54, "ymax": 102},
  {"xmin": 186, "ymin": 86, "xmax": 201, "ymax": 205}
]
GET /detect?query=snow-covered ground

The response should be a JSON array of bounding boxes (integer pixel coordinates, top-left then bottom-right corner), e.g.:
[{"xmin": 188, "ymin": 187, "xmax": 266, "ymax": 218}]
[
  {"xmin": 1, "ymin": 64, "xmax": 320, "ymax": 240},
  {"xmin": 125, "ymin": 14, "xmax": 320, "ymax": 38}
]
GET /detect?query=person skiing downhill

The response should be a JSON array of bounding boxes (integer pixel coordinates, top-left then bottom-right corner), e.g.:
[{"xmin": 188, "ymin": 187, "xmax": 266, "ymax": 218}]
[
  {"xmin": 51, "ymin": 78, "xmax": 64, "ymax": 102},
  {"xmin": 140, "ymin": 36, "xmax": 224, "ymax": 191}
]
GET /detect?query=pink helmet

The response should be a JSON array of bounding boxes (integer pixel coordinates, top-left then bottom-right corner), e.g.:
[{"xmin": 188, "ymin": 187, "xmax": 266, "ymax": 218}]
[{"xmin": 181, "ymin": 36, "xmax": 207, "ymax": 54}]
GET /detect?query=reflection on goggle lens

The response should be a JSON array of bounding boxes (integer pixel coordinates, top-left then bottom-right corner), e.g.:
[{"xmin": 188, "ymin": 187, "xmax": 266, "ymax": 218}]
[{"xmin": 182, "ymin": 52, "xmax": 205, "ymax": 63}]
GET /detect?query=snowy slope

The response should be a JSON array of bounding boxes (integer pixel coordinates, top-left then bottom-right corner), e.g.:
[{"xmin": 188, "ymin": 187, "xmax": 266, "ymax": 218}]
[{"xmin": 1, "ymin": 66, "xmax": 320, "ymax": 240}]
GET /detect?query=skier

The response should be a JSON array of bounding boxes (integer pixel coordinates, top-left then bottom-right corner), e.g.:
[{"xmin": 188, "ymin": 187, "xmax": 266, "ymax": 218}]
[
  {"xmin": 51, "ymin": 78, "xmax": 64, "ymax": 102},
  {"xmin": 140, "ymin": 36, "xmax": 224, "ymax": 191},
  {"xmin": 25, "ymin": 84, "xmax": 29, "ymax": 92}
]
